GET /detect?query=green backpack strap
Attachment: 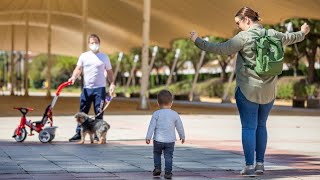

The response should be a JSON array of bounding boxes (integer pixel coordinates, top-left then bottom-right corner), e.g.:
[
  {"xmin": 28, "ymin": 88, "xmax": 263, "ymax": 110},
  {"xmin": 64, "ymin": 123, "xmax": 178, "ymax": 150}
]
[
  {"xmin": 239, "ymin": 29, "xmax": 268, "ymax": 70},
  {"xmin": 238, "ymin": 29, "xmax": 261, "ymax": 70}
]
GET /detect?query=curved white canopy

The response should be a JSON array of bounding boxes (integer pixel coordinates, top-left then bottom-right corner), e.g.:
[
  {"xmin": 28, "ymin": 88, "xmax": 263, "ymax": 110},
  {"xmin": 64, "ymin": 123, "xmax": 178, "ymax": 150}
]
[{"xmin": 0, "ymin": 0, "xmax": 319, "ymax": 56}]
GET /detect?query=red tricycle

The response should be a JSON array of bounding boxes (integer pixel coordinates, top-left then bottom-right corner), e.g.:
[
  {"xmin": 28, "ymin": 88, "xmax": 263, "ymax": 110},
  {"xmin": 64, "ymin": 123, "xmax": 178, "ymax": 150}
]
[{"xmin": 12, "ymin": 81, "xmax": 72, "ymax": 143}]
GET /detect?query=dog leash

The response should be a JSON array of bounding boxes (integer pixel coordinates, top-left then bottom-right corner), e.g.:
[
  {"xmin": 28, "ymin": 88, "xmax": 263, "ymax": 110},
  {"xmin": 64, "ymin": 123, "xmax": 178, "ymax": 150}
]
[{"xmin": 90, "ymin": 96, "xmax": 113, "ymax": 119}]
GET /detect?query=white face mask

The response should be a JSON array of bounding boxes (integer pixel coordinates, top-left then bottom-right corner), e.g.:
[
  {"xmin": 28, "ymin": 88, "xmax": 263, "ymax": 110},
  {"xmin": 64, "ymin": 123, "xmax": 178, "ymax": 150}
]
[{"xmin": 89, "ymin": 43, "xmax": 100, "ymax": 53}]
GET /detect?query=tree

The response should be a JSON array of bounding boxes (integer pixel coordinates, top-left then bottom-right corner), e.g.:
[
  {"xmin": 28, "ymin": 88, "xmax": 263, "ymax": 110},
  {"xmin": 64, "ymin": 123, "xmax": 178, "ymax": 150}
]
[
  {"xmin": 51, "ymin": 55, "xmax": 78, "ymax": 88},
  {"xmin": 149, "ymin": 46, "xmax": 168, "ymax": 86},
  {"xmin": 207, "ymin": 36, "xmax": 232, "ymax": 82},
  {"xmin": 30, "ymin": 54, "xmax": 80, "ymax": 89},
  {"xmin": 29, "ymin": 54, "xmax": 51, "ymax": 88},
  {"xmin": 267, "ymin": 19, "xmax": 320, "ymax": 83}
]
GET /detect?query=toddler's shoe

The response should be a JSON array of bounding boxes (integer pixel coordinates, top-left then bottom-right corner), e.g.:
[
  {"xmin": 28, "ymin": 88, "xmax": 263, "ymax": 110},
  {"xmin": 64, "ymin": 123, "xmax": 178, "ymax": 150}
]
[
  {"xmin": 153, "ymin": 168, "xmax": 161, "ymax": 176},
  {"xmin": 164, "ymin": 171, "xmax": 172, "ymax": 179}
]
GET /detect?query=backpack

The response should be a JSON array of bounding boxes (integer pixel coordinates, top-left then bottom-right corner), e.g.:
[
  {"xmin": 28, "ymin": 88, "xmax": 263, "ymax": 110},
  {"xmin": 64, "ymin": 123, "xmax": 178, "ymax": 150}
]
[{"xmin": 239, "ymin": 29, "xmax": 284, "ymax": 76}]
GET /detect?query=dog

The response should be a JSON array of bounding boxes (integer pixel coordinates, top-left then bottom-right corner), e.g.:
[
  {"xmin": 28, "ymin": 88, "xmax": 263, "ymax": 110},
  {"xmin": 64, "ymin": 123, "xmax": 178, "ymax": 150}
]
[{"xmin": 74, "ymin": 112, "xmax": 110, "ymax": 144}]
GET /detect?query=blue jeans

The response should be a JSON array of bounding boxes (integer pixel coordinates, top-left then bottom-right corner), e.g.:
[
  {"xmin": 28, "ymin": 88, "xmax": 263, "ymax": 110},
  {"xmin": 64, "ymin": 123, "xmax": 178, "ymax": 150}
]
[
  {"xmin": 76, "ymin": 87, "xmax": 106, "ymax": 134},
  {"xmin": 153, "ymin": 140, "xmax": 175, "ymax": 172},
  {"xmin": 235, "ymin": 88, "xmax": 274, "ymax": 165}
]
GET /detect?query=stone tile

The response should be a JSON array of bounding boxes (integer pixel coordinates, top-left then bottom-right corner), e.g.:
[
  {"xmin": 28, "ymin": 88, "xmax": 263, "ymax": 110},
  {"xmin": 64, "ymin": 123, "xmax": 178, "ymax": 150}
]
[
  {"xmin": 71, "ymin": 172, "xmax": 117, "ymax": 178},
  {"xmin": 0, "ymin": 174, "xmax": 33, "ymax": 179}
]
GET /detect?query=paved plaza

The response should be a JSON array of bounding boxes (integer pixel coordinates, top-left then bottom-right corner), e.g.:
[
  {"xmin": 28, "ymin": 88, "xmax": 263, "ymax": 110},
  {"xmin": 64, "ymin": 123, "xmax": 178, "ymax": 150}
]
[{"xmin": 0, "ymin": 113, "xmax": 319, "ymax": 179}]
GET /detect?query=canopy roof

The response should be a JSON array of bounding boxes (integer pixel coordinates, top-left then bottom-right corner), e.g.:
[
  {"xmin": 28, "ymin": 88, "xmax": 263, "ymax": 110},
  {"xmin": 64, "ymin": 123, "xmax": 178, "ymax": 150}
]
[{"xmin": 0, "ymin": 0, "xmax": 319, "ymax": 56}]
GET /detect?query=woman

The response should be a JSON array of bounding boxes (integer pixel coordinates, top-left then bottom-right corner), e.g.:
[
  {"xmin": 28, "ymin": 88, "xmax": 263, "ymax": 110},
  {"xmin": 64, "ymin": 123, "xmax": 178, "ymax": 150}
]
[{"xmin": 190, "ymin": 7, "xmax": 310, "ymax": 176}]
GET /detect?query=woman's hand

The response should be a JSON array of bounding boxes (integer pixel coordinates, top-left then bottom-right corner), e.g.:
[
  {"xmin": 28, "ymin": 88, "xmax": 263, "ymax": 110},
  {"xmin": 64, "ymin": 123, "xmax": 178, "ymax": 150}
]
[
  {"xmin": 301, "ymin": 23, "xmax": 310, "ymax": 35},
  {"xmin": 190, "ymin": 30, "xmax": 199, "ymax": 42}
]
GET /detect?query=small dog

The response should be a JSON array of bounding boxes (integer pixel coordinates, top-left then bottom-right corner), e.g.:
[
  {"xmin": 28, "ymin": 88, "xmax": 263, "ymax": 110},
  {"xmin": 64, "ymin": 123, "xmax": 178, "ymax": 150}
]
[{"xmin": 75, "ymin": 112, "xmax": 110, "ymax": 144}]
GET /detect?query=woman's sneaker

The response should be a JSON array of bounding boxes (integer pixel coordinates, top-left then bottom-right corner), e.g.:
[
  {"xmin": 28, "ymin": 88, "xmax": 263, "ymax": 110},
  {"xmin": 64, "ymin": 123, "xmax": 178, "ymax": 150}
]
[
  {"xmin": 255, "ymin": 162, "xmax": 264, "ymax": 175},
  {"xmin": 153, "ymin": 168, "xmax": 161, "ymax": 176},
  {"xmin": 240, "ymin": 165, "xmax": 255, "ymax": 177}
]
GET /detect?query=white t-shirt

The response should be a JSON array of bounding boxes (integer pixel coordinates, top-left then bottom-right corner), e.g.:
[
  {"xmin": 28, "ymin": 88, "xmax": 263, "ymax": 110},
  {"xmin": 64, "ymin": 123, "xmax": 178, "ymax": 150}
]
[{"xmin": 77, "ymin": 51, "xmax": 112, "ymax": 89}]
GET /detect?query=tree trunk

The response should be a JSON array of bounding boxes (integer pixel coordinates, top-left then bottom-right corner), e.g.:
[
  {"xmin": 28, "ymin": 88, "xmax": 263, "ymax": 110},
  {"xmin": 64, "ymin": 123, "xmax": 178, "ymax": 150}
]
[
  {"xmin": 292, "ymin": 58, "xmax": 298, "ymax": 77},
  {"xmin": 305, "ymin": 46, "xmax": 317, "ymax": 83},
  {"xmin": 219, "ymin": 61, "xmax": 228, "ymax": 82}
]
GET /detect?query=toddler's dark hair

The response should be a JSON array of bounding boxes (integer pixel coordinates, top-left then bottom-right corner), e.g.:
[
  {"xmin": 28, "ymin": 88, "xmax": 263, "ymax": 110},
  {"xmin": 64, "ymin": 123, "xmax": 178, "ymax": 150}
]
[{"xmin": 157, "ymin": 90, "xmax": 173, "ymax": 105}]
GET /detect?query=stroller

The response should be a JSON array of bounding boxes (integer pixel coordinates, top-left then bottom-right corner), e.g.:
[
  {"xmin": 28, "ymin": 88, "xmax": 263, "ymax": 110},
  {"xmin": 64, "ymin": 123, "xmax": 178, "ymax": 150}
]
[{"xmin": 12, "ymin": 81, "xmax": 72, "ymax": 143}]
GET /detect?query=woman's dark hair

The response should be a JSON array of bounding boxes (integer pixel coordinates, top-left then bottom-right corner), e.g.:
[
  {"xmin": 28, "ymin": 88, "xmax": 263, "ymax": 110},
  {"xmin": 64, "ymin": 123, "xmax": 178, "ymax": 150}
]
[
  {"xmin": 235, "ymin": 7, "xmax": 260, "ymax": 22},
  {"xmin": 157, "ymin": 90, "xmax": 173, "ymax": 105},
  {"xmin": 88, "ymin": 34, "xmax": 100, "ymax": 43}
]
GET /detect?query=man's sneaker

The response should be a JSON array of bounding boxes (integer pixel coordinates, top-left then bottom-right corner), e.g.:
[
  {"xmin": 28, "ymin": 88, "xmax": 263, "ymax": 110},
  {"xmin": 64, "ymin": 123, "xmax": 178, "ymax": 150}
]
[
  {"xmin": 240, "ymin": 165, "xmax": 255, "ymax": 177},
  {"xmin": 152, "ymin": 168, "xmax": 161, "ymax": 176},
  {"xmin": 255, "ymin": 162, "xmax": 264, "ymax": 175},
  {"xmin": 69, "ymin": 134, "xmax": 81, "ymax": 142},
  {"xmin": 164, "ymin": 171, "xmax": 172, "ymax": 179}
]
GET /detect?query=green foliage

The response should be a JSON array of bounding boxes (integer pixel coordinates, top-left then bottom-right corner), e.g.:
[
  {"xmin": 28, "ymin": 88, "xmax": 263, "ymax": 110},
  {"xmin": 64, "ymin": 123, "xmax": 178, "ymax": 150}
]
[
  {"xmin": 29, "ymin": 54, "xmax": 50, "ymax": 88},
  {"xmin": 276, "ymin": 77, "xmax": 304, "ymax": 99},
  {"xmin": 293, "ymin": 79, "xmax": 307, "ymax": 98},
  {"xmin": 29, "ymin": 54, "xmax": 78, "ymax": 89},
  {"xmin": 115, "ymin": 85, "xmax": 140, "ymax": 94},
  {"xmin": 208, "ymin": 79, "xmax": 224, "ymax": 97},
  {"xmin": 305, "ymin": 84, "xmax": 317, "ymax": 98},
  {"xmin": 171, "ymin": 39, "xmax": 201, "ymax": 70},
  {"xmin": 51, "ymin": 55, "xmax": 78, "ymax": 88},
  {"xmin": 152, "ymin": 46, "xmax": 169, "ymax": 71},
  {"xmin": 277, "ymin": 83, "xmax": 294, "ymax": 99},
  {"xmin": 149, "ymin": 79, "xmax": 192, "ymax": 95}
]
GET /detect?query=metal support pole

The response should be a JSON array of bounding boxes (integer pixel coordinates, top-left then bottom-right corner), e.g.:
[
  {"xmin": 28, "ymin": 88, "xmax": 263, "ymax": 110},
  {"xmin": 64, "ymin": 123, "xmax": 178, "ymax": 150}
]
[
  {"xmin": 138, "ymin": 0, "xmax": 151, "ymax": 110},
  {"xmin": 46, "ymin": 0, "xmax": 52, "ymax": 97},
  {"xmin": 24, "ymin": 12, "xmax": 29, "ymax": 96},
  {"xmin": 81, "ymin": 0, "xmax": 88, "ymax": 88},
  {"xmin": 10, "ymin": 25, "xmax": 15, "ymax": 96}
]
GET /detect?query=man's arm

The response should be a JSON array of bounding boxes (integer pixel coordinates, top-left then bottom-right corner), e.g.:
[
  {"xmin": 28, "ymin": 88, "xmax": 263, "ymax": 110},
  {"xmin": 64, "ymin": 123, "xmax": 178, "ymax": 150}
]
[
  {"xmin": 106, "ymin": 69, "xmax": 114, "ymax": 85},
  {"xmin": 68, "ymin": 65, "xmax": 82, "ymax": 84},
  {"xmin": 106, "ymin": 69, "xmax": 115, "ymax": 96}
]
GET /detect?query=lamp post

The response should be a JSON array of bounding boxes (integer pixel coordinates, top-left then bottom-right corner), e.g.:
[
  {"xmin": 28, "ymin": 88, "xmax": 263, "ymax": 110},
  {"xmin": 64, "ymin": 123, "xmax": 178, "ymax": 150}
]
[
  {"xmin": 149, "ymin": 46, "xmax": 158, "ymax": 75},
  {"xmin": 125, "ymin": 55, "xmax": 139, "ymax": 95},
  {"xmin": 189, "ymin": 37, "xmax": 208, "ymax": 101},
  {"xmin": 113, "ymin": 52, "xmax": 123, "ymax": 83},
  {"xmin": 285, "ymin": 22, "xmax": 300, "ymax": 77},
  {"xmin": 165, "ymin": 48, "xmax": 180, "ymax": 88}
]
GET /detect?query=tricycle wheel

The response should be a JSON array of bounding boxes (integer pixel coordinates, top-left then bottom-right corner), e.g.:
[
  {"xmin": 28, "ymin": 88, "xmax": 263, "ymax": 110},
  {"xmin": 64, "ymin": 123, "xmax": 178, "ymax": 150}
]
[
  {"xmin": 39, "ymin": 130, "xmax": 52, "ymax": 143},
  {"xmin": 13, "ymin": 128, "xmax": 27, "ymax": 142}
]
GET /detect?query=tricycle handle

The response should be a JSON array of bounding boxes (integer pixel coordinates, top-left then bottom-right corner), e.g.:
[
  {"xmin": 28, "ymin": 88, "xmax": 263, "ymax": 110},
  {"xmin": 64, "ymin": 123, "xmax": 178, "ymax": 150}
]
[{"xmin": 55, "ymin": 81, "xmax": 72, "ymax": 96}]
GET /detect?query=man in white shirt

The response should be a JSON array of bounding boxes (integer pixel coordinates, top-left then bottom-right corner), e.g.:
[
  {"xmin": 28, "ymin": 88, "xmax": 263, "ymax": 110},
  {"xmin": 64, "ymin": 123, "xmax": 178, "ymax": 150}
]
[{"xmin": 68, "ymin": 34, "xmax": 115, "ymax": 142}]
